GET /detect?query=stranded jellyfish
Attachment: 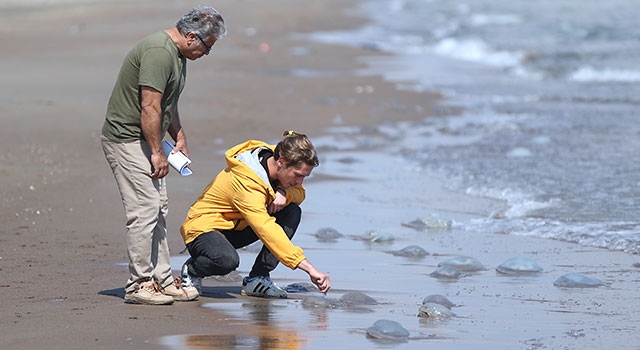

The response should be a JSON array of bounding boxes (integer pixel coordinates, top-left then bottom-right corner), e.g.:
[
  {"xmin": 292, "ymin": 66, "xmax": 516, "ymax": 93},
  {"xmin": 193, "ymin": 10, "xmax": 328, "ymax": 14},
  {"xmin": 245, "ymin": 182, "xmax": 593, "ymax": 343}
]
[
  {"xmin": 301, "ymin": 296, "xmax": 335, "ymax": 309},
  {"xmin": 353, "ymin": 230, "xmax": 395, "ymax": 243},
  {"xmin": 340, "ymin": 291, "xmax": 378, "ymax": 306},
  {"xmin": 402, "ymin": 215, "xmax": 452, "ymax": 231},
  {"xmin": 366, "ymin": 319, "xmax": 410, "ymax": 340},
  {"xmin": 417, "ymin": 302, "xmax": 456, "ymax": 319},
  {"xmin": 496, "ymin": 256, "xmax": 544, "ymax": 275},
  {"xmin": 553, "ymin": 273, "xmax": 604, "ymax": 288},
  {"xmin": 438, "ymin": 256, "xmax": 487, "ymax": 272},
  {"xmin": 284, "ymin": 282, "xmax": 316, "ymax": 293},
  {"xmin": 429, "ymin": 265, "xmax": 462, "ymax": 279},
  {"xmin": 391, "ymin": 245, "xmax": 429, "ymax": 258},
  {"xmin": 311, "ymin": 227, "xmax": 344, "ymax": 242},
  {"xmin": 422, "ymin": 294, "xmax": 456, "ymax": 309}
]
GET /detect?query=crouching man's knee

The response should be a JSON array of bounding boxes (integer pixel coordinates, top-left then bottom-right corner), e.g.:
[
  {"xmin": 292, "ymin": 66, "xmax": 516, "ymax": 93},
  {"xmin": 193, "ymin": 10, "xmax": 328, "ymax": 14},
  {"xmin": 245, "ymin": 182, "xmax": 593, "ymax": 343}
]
[{"xmin": 217, "ymin": 250, "xmax": 240, "ymax": 275}]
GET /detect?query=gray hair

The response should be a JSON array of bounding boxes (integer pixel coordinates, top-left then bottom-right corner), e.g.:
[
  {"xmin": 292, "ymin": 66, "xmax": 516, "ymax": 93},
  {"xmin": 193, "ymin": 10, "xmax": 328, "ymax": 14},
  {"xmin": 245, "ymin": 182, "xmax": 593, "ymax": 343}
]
[{"xmin": 176, "ymin": 5, "xmax": 227, "ymax": 41}]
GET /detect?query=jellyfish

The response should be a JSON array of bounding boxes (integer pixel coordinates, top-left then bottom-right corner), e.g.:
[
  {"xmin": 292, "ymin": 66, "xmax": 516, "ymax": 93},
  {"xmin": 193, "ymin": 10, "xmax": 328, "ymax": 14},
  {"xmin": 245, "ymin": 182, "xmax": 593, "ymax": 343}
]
[
  {"xmin": 553, "ymin": 273, "xmax": 603, "ymax": 288},
  {"xmin": 438, "ymin": 256, "xmax": 487, "ymax": 272},
  {"xmin": 496, "ymin": 256, "xmax": 544, "ymax": 275},
  {"xmin": 312, "ymin": 227, "xmax": 344, "ymax": 241},
  {"xmin": 366, "ymin": 319, "xmax": 410, "ymax": 340},
  {"xmin": 430, "ymin": 265, "xmax": 463, "ymax": 279},
  {"xmin": 422, "ymin": 294, "xmax": 456, "ymax": 309},
  {"xmin": 391, "ymin": 245, "xmax": 429, "ymax": 258},
  {"xmin": 417, "ymin": 302, "xmax": 456, "ymax": 319}
]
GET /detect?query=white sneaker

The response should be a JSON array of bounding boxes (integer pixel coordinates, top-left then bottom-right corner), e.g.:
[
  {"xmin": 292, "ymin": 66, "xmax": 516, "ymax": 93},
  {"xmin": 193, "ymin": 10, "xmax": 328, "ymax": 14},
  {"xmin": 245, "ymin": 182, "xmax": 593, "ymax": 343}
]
[
  {"xmin": 163, "ymin": 276, "xmax": 199, "ymax": 301},
  {"xmin": 241, "ymin": 276, "xmax": 288, "ymax": 298},
  {"xmin": 181, "ymin": 259, "xmax": 202, "ymax": 295},
  {"xmin": 124, "ymin": 279, "xmax": 174, "ymax": 305}
]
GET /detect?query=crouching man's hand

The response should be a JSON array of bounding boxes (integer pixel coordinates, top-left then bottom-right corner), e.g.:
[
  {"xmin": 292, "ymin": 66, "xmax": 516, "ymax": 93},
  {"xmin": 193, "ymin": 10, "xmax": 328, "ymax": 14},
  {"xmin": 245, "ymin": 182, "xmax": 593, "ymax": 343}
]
[{"xmin": 296, "ymin": 259, "xmax": 331, "ymax": 293}]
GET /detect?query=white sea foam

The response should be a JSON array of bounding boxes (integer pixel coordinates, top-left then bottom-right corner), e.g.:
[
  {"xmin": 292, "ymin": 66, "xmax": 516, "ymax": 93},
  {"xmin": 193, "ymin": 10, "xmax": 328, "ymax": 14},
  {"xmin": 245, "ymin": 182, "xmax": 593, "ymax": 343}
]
[
  {"xmin": 433, "ymin": 38, "xmax": 522, "ymax": 68},
  {"xmin": 506, "ymin": 147, "xmax": 532, "ymax": 158},
  {"xmin": 469, "ymin": 13, "xmax": 521, "ymax": 26},
  {"xmin": 569, "ymin": 66, "xmax": 640, "ymax": 83}
]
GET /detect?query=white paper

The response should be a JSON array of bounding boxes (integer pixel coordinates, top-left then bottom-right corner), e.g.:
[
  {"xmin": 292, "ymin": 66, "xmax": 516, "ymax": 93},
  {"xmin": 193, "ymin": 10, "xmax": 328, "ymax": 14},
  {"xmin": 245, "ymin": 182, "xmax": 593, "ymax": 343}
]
[{"xmin": 162, "ymin": 140, "xmax": 193, "ymax": 176}]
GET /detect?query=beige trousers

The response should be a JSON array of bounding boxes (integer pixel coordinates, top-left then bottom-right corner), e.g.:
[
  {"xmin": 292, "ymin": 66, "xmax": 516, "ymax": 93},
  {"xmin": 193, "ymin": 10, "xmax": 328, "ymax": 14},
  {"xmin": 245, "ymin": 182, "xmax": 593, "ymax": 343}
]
[{"xmin": 101, "ymin": 136, "xmax": 172, "ymax": 293}]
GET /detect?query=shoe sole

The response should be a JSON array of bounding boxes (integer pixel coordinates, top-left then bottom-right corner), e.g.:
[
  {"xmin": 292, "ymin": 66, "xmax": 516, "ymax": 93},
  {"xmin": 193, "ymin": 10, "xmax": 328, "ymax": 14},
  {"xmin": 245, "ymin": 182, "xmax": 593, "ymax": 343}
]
[
  {"xmin": 124, "ymin": 295, "xmax": 174, "ymax": 305},
  {"xmin": 241, "ymin": 289, "xmax": 287, "ymax": 299},
  {"xmin": 168, "ymin": 293, "xmax": 199, "ymax": 302}
]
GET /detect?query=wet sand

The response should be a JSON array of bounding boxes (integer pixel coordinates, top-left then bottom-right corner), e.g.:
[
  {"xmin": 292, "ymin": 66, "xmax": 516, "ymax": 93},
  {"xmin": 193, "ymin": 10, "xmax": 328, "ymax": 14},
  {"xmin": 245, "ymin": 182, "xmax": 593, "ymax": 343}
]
[{"xmin": 1, "ymin": 0, "xmax": 639, "ymax": 349}]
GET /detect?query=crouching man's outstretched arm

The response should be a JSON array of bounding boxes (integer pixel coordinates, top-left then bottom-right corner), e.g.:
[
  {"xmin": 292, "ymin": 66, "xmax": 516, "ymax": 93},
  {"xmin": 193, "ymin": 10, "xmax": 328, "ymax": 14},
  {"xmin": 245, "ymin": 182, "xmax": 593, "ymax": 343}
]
[{"xmin": 297, "ymin": 259, "xmax": 331, "ymax": 293}]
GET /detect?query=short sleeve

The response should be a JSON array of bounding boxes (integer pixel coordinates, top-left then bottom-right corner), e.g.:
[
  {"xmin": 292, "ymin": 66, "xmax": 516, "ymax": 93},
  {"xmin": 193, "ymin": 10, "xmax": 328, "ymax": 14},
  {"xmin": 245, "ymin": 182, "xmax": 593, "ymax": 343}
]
[{"xmin": 138, "ymin": 47, "xmax": 173, "ymax": 93}]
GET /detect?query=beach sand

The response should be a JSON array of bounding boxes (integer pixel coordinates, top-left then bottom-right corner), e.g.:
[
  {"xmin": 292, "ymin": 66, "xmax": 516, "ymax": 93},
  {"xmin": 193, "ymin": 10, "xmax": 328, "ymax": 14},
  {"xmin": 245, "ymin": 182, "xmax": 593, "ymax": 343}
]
[{"xmin": 1, "ymin": 0, "xmax": 638, "ymax": 349}]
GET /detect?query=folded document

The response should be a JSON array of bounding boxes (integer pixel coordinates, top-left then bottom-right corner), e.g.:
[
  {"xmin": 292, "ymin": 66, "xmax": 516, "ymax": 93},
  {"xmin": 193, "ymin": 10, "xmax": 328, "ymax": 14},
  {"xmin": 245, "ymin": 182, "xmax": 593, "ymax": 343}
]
[{"xmin": 162, "ymin": 140, "xmax": 193, "ymax": 176}]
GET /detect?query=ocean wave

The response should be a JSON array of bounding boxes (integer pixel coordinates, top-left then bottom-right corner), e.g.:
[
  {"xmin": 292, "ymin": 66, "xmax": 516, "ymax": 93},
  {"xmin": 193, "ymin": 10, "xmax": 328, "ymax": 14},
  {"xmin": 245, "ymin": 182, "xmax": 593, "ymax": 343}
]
[
  {"xmin": 433, "ymin": 38, "xmax": 523, "ymax": 68},
  {"xmin": 466, "ymin": 218, "xmax": 640, "ymax": 254},
  {"xmin": 569, "ymin": 66, "xmax": 640, "ymax": 83},
  {"xmin": 469, "ymin": 13, "xmax": 521, "ymax": 26}
]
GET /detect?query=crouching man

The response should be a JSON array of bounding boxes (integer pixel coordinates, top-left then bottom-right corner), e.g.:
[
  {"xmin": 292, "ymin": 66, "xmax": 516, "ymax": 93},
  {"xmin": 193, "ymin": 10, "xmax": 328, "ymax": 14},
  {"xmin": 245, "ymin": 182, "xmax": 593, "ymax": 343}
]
[{"xmin": 179, "ymin": 131, "xmax": 331, "ymax": 298}]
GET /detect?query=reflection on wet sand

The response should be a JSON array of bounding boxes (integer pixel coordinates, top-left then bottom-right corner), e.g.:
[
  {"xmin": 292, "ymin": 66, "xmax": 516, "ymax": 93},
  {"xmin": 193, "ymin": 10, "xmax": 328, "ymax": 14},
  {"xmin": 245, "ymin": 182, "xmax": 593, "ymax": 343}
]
[
  {"xmin": 162, "ymin": 333, "xmax": 304, "ymax": 350},
  {"xmin": 161, "ymin": 300, "xmax": 306, "ymax": 350}
]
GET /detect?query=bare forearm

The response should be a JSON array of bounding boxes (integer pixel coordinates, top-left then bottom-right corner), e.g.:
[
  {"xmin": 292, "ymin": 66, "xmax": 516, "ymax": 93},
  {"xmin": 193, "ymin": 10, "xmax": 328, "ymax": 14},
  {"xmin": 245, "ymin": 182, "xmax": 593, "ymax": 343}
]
[
  {"xmin": 140, "ymin": 86, "xmax": 169, "ymax": 179},
  {"xmin": 297, "ymin": 259, "xmax": 315, "ymax": 274},
  {"xmin": 141, "ymin": 107, "xmax": 163, "ymax": 154},
  {"xmin": 140, "ymin": 86, "xmax": 164, "ymax": 154},
  {"xmin": 167, "ymin": 108, "xmax": 188, "ymax": 156},
  {"xmin": 168, "ymin": 109, "xmax": 185, "ymax": 143},
  {"xmin": 297, "ymin": 259, "xmax": 331, "ymax": 293}
]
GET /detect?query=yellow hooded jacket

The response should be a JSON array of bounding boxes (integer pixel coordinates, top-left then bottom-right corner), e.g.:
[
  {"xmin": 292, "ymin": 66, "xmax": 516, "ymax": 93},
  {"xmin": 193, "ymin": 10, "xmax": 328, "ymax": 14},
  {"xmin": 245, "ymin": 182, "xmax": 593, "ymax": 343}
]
[{"xmin": 180, "ymin": 140, "xmax": 307, "ymax": 270}]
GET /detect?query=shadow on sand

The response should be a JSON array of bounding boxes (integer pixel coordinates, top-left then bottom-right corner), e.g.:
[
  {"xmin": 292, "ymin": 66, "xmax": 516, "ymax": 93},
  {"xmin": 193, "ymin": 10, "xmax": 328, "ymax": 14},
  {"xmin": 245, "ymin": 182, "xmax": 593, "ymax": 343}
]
[{"xmin": 98, "ymin": 286, "xmax": 242, "ymax": 300}]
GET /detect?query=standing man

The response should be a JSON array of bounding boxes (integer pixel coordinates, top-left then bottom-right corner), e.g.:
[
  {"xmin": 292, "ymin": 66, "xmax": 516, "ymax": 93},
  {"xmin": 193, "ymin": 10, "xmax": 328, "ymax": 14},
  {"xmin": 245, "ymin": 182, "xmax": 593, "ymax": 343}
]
[
  {"xmin": 180, "ymin": 131, "xmax": 332, "ymax": 298},
  {"xmin": 101, "ymin": 5, "xmax": 226, "ymax": 305}
]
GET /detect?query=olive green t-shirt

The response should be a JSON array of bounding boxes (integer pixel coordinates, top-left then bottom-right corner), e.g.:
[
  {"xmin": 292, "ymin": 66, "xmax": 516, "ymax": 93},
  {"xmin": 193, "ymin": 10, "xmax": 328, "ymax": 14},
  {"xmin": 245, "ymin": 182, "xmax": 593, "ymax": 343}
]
[{"xmin": 102, "ymin": 31, "xmax": 186, "ymax": 143}]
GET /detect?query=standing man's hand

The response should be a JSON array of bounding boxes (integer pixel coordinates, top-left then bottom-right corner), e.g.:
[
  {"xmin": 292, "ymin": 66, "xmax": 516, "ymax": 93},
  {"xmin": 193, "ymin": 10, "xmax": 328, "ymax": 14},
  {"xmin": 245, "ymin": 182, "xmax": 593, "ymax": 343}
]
[
  {"xmin": 150, "ymin": 152, "xmax": 169, "ymax": 179},
  {"xmin": 172, "ymin": 138, "xmax": 189, "ymax": 158}
]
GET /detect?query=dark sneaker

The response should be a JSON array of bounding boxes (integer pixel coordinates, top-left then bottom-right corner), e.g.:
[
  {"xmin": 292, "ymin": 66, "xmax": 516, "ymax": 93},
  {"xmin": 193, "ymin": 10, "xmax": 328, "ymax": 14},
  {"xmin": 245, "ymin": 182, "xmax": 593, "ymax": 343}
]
[
  {"xmin": 124, "ymin": 279, "xmax": 174, "ymax": 305},
  {"xmin": 241, "ymin": 276, "xmax": 288, "ymax": 298},
  {"xmin": 181, "ymin": 259, "xmax": 202, "ymax": 295}
]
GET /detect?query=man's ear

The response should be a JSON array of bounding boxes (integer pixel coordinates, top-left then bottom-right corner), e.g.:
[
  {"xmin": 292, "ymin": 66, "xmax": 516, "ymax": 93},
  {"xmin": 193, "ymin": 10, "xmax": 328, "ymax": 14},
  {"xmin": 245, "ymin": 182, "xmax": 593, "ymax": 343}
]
[{"xmin": 186, "ymin": 32, "xmax": 197, "ymax": 46}]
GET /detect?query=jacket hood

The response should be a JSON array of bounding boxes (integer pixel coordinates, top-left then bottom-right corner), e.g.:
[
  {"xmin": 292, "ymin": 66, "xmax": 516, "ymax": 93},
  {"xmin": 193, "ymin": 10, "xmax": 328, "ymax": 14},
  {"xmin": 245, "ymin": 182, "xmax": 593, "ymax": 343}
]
[
  {"xmin": 225, "ymin": 140, "xmax": 275, "ymax": 191},
  {"xmin": 225, "ymin": 140, "xmax": 270, "ymax": 160}
]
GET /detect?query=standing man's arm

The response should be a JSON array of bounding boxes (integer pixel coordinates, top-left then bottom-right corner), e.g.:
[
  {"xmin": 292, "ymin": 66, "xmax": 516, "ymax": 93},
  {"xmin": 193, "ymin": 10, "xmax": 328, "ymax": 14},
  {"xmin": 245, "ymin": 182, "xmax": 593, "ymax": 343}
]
[
  {"xmin": 168, "ymin": 105, "xmax": 189, "ymax": 158},
  {"xmin": 140, "ymin": 86, "xmax": 169, "ymax": 179}
]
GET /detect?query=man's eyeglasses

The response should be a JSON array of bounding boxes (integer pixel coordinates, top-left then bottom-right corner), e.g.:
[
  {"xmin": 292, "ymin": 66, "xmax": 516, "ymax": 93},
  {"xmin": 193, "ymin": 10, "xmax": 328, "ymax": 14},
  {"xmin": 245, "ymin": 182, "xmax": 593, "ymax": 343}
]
[{"xmin": 196, "ymin": 33, "xmax": 212, "ymax": 54}]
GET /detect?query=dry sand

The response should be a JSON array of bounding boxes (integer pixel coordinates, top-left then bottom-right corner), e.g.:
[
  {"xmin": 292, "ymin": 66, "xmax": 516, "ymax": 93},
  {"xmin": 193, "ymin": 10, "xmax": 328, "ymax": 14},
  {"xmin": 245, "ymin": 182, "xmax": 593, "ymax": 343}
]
[{"xmin": 1, "ymin": 0, "xmax": 639, "ymax": 349}]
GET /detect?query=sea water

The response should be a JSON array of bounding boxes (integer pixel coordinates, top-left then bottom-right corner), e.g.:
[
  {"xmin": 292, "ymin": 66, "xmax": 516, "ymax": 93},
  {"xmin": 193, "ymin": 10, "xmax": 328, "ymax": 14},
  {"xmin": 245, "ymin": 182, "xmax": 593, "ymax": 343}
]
[{"xmin": 308, "ymin": 0, "xmax": 640, "ymax": 254}]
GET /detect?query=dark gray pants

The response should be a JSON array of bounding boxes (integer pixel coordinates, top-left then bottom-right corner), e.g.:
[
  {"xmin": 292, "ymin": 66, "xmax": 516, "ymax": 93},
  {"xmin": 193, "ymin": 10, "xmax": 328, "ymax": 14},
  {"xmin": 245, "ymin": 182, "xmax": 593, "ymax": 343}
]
[{"xmin": 185, "ymin": 203, "xmax": 301, "ymax": 278}]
